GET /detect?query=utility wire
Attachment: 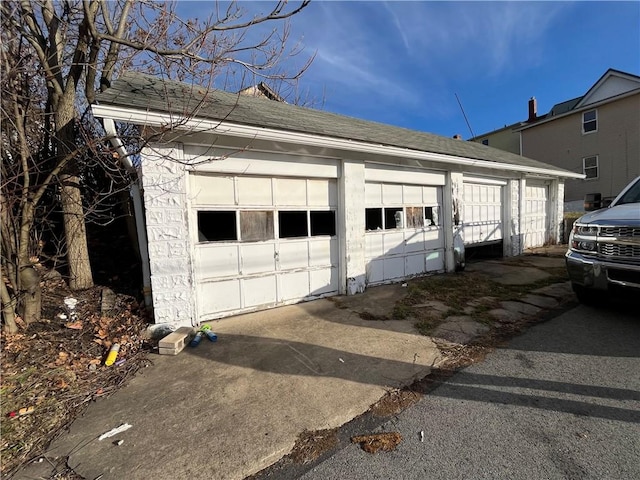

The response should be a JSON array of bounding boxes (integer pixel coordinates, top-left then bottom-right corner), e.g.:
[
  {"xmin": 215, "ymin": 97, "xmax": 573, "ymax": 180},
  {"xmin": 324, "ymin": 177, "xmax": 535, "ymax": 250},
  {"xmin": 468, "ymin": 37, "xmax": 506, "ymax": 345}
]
[{"xmin": 455, "ymin": 93, "xmax": 476, "ymax": 139}]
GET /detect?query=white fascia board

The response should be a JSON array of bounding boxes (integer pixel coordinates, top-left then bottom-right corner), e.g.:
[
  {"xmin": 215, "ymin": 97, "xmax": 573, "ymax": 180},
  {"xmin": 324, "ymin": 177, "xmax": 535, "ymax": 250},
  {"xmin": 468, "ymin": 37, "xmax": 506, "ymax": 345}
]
[{"xmin": 92, "ymin": 104, "xmax": 585, "ymax": 180}]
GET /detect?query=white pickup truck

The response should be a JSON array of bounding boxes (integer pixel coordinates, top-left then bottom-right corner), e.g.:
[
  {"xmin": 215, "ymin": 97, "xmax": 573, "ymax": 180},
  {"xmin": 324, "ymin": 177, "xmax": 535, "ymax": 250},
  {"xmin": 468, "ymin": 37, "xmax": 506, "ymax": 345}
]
[{"xmin": 566, "ymin": 176, "xmax": 640, "ymax": 303}]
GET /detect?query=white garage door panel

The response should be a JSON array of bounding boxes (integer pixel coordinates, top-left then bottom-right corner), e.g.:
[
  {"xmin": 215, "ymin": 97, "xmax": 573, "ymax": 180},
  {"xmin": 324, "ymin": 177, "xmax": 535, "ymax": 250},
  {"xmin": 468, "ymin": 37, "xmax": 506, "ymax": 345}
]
[
  {"xmin": 237, "ymin": 177, "xmax": 273, "ymax": 205},
  {"xmin": 383, "ymin": 232, "xmax": 406, "ymax": 256},
  {"xmin": 198, "ymin": 279, "xmax": 241, "ymax": 314},
  {"xmin": 195, "ymin": 244, "xmax": 239, "ymax": 280},
  {"xmin": 310, "ymin": 268, "xmax": 338, "ymax": 295},
  {"xmin": 190, "ymin": 175, "xmax": 235, "ymax": 206},
  {"xmin": 426, "ymin": 250, "xmax": 446, "ymax": 271},
  {"xmin": 275, "ymin": 178, "xmax": 307, "ymax": 206},
  {"xmin": 243, "ymin": 276, "xmax": 278, "ymax": 308},
  {"xmin": 309, "ymin": 239, "xmax": 337, "ymax": 267},
  {"xmin": 240, "ymin": 243, "xmax": 276, "ymax": 274},
  {"xmin": 191, "ymin": 173, "xmax": 338, "ymax": 320},
  {"xmin": 278, "ymin": 241, "xmax": 309, "ymax": 270},
  {"xmin": 524, "ymin": 182, "xmax": 549, "ymax": 249},
  {"xmin": 308, "ymin": 180, "xmax": 338, "ymax": 207},
  {"xmin": 382, "ymin": 184, "xmax": 403, "ymax": 204},
  {"xmin": 279, "ymin": 271, "xmax": 311, "ymax": 300},
  {"xmin": 383, "ymin": 257, "xmax": 405, "ymax": 280},
  {"xmin": 405, "ymin": 254, "xmax": 426, "ymax": 276},
  {"xmin": 463, "ymin": 182, "xmax": 503, "ymax": 245},
  {"xmin": 405, "ymin": 231, "xmax": 426, "ymax": 253},
  {"xmin": 365, "ymin": 180, "xmax": 445, "ymax": 286},
  {"xmin": 366, "ymin": 260, "xmax": 384, "ymax": 284},
  {"xmin": 365, "ymin": 235, "xmax": 384, "ymax": 258}
]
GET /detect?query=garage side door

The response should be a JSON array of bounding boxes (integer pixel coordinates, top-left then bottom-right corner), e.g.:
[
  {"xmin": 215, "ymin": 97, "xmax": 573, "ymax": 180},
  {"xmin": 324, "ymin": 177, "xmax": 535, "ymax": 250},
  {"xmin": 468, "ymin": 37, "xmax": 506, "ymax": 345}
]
[
  {"xmin": 365, "ymin": 182, "xmax": 445, "ymax": 285},
  {"xmin": 524, "ymin": 181, "xmax": 549, "ymax": 249},
  {"xmin": 462, "ymin": 181, "xmax": 503, "ymax": 245},
  {"xmin": 190, "ymin": 174, "xmax": 339, "ymax": 320}
]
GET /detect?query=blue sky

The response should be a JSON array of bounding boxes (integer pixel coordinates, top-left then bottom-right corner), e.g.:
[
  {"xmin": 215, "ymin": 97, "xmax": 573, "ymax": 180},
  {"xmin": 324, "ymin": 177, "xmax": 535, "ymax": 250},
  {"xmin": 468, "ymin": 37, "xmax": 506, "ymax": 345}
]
[{"xmin": 179, "ymin": 1, "xmax": 640, "ymax": 138}]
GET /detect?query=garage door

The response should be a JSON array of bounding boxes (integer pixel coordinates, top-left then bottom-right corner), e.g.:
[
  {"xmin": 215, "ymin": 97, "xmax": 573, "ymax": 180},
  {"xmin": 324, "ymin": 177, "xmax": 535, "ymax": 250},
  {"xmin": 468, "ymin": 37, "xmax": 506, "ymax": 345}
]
[
  {"xmin": 364, "ymin": 182, "xmax": 445, "ymax": 285},
  {"xmin": 462, "ymin": 180, "xmax": 504, "ymax": 245},
  {"xmin": 523, "ymin": 181, "xmax": 549, "ymax": 249},
  {"xmin": 190, "ymin": 174, "xmax": 339, "ymax": 320}
]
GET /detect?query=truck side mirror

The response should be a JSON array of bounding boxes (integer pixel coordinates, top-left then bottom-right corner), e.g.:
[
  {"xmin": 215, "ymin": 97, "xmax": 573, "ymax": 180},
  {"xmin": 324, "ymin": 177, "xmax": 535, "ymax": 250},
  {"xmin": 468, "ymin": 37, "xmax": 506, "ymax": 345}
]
[{"xmin": 584, "ymin": 193, "xmax": 601, "ymax": 211}]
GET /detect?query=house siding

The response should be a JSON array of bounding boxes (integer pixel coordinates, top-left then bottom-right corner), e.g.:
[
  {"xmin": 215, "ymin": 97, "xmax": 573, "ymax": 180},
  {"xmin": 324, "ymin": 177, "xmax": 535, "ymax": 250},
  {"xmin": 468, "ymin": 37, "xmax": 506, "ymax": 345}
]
[{"xmin": 521, "ymin": 93, "xmax": 640, "ymax": 204}]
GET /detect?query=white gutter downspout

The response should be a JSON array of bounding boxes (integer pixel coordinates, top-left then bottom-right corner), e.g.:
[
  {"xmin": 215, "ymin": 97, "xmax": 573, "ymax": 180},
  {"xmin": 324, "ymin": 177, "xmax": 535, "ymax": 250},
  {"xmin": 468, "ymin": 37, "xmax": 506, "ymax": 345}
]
[{"xmin": 102, "ymin": 117, "xmax": 153, "ymax": 308}]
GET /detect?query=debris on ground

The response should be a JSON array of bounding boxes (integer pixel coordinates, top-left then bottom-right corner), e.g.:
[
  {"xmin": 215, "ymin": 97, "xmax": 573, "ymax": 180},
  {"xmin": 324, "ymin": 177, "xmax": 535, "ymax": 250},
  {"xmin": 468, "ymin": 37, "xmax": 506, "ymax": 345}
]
[
  {"xmin": 351, "ymin": 432, "xmax": 403, "ymax": 453},
  {"xmin": 0, "ymin": 271, "xmax": 152, "ymax": 477},
  {"xmin": 98, "ymin": 423, "xmax": 132, "ymax": 441}
]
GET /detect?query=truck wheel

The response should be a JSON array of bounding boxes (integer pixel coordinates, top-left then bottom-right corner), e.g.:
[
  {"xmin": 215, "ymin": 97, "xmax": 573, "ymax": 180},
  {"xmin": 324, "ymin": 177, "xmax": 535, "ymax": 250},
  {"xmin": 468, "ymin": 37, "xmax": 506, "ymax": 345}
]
[{"xmin": 571, "ymin": 283, "xmax": 603, "ymax": 306}]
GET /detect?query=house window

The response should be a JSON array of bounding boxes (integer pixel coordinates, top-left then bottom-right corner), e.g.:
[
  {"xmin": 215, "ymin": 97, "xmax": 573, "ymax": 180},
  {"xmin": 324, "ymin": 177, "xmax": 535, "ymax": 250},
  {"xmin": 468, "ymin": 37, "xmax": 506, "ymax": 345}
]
[
  {"xmin": 583, "ymin": 156, "xmax": 599, "ymax": 180},
  {"xmin": 198, "ymin": 211, "xmax": 237, "ymax": 242},
  {"xmin": 481, "ymin": 139, "xmax": 489, "ymax": 146},
  {"xmin": 582, "ymin": 110, "xmax": 597, "ymax": 134}
]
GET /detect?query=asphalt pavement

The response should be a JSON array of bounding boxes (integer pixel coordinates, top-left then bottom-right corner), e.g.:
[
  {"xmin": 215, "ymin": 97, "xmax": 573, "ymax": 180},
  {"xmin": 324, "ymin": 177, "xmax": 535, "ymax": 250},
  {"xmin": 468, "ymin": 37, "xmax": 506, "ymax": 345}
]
[{"xmin": 299, "ymin": 301, "xmax": 640, "ymax": 480}]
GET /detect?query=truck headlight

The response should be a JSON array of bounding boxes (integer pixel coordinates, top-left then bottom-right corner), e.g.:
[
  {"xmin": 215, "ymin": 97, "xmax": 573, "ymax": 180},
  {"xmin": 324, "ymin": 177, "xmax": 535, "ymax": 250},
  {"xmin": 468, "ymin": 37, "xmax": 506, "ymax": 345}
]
[
  {"xmin": 572, "ymin": 240, "xmax": 597, "ymax": 251},
  {"xmin": 574, "ymin": 225, "xmax": 597, "ymax": 235}
]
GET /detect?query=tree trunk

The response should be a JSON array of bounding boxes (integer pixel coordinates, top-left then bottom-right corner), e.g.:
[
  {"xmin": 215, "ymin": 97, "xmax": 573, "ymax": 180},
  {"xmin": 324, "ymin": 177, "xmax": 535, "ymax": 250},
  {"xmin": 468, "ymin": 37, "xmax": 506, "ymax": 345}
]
[
  {"xmin": 1, "ymin": 280, "xmax": 18, "ymax": 333},
  {"xmin": 56, "ymin": 95, "xmax": 94, "ymax": 291},
  {"xmin": 18, "ymin": 265, "xmax": 41, "ymax": 324},
  {"xmin": 60, "ymin": 173, "xmax": 94, "ymax": 290}
]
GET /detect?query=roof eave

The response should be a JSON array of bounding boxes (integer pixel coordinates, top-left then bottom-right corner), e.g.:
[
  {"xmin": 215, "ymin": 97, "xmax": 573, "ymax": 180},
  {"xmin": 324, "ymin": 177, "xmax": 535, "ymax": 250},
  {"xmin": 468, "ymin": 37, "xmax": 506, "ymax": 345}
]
[{"xmin": 92, "ymin": 103, "xmax": 584, "ymax": 180}]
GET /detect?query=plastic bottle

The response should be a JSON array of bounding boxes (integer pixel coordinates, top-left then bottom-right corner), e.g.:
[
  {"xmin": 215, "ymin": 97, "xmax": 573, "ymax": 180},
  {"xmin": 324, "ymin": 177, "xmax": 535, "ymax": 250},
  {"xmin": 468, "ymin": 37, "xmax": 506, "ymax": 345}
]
[
  {"xmin": 189, "ymin": 331, "xmax": 203, "ymax": 347},
  {"xmin": 105, "ymin": 343, "xmax": 120, "ymax": 366},
  {"xmin": 201, "ymin": 325, "xmax": 218, "ymax": 342}
]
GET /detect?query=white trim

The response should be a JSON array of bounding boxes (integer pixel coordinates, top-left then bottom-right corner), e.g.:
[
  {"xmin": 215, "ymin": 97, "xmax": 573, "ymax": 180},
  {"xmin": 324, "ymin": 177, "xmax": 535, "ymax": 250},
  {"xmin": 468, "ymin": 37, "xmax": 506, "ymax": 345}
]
[
  {"xmin": 364, "ymin": 164, "xmax": 446, "ymax": 185},
  {"xmin": 462, "ymin": 175, "xmax": 508, "ymax": 186},
  {"xmin": 93, "ymin": 104, "xmax": 584, "ymax": 179}
]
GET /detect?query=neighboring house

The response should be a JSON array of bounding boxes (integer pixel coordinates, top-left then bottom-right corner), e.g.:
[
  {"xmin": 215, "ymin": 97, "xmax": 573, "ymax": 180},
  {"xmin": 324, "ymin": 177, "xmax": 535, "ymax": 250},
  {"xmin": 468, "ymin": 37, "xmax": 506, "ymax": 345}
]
[
  {"xmin": 472, "ymin": 69, "xmax": 640, "ymax": 211},
  {"xmin": 94, "ymin": 72, "xmax": 581, "ymax": 327}
]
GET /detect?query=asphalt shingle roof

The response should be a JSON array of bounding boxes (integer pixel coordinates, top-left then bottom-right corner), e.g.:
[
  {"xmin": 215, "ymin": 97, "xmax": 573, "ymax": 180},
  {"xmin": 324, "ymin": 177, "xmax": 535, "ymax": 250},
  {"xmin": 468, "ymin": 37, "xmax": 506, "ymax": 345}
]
[{"xmin": 96, "ymin": 72, "xmax": 576, "ymax": 176}]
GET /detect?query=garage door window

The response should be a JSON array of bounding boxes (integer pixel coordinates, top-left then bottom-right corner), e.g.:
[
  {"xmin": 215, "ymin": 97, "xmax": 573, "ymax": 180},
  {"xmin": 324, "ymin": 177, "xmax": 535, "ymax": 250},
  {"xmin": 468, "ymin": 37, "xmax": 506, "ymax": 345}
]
[
  {"xmin": 310, "ymin": 211, "xmax": 336, "ymax": 236},
  {"xmin": 198, "ymin": 211, "xmax": 237, "ymax": 242},
  {"xmin": 425, "ymin": 206, "xmax": 439, "ymax": 226},
  {"xmin": 406, "ymin": 207, "xmax": 424, "ymax": 228},
  {"xmin": 240, "ymin": 210, "xmax": 274, "ymax": 242},
  {"xmin": 279, "ymin": 211, "xmax": 308, "ymax": 238}
]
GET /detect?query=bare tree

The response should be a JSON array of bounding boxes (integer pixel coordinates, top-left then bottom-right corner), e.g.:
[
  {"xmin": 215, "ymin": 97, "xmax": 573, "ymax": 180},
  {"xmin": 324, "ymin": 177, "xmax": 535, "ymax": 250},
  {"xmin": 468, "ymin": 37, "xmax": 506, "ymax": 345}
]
[{"xmin": 0, "ymin": 0, "xmax": 313, "ymax": 332}]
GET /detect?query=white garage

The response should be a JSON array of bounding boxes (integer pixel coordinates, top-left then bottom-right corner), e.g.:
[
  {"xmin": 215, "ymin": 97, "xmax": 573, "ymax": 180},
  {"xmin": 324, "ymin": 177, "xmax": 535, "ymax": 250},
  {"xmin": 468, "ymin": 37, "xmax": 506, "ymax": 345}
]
[
  {"xmin": 523, "ymin": 180, "xmax": 550, "ymax": 249},
  {"xmin": 190, "ymin": 173, "xmax": 339, "ymax": 319},
  {"xmin": 94, "ymin": 72, "xmax": 583, "ymax": 327},
  {"xmin": 364, "ymin": 167, "xmax": 446, "ymax": 285},
  {"xmin": 462, "ymin": 177, "xmax": 505, "ymax": 246}
]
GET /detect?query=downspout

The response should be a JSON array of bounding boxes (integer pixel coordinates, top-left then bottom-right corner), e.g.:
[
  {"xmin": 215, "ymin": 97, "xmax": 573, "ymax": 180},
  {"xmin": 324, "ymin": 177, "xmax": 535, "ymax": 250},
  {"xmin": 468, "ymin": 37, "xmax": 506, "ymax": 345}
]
[{"xmin": 102, "ymin": 117, "xmax": 153, "ymax": 308}]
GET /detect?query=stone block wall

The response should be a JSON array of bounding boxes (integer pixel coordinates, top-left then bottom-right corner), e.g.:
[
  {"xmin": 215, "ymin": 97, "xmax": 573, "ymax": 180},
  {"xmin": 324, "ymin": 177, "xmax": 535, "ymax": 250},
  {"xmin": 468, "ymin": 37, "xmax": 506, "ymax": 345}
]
[{"xmin": 140, "ymin": 144, "xmax": 195, "ymax": 327}]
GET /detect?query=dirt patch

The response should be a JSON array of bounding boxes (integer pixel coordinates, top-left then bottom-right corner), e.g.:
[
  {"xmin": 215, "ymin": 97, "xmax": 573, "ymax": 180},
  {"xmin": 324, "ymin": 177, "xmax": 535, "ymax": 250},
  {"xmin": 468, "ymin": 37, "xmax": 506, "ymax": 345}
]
[
  {"xmin": 351, "ymin": 432, "xmax": 402, "ymax": 453},
  {"xmin": 1, "ymin": 273, "xmax": 152, "ymax": 477},
  {"xmin": 287, "ymin": 428, "xmax": 339, "ymax": 465}
]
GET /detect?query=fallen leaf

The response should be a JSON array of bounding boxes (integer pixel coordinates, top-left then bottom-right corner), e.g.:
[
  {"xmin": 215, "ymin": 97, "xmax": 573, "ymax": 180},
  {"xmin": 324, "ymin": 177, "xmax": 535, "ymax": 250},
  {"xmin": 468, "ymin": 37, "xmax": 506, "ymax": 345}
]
[{"xmin": 65, "ymin": 321, "xmax": 83, "ymax": 330}]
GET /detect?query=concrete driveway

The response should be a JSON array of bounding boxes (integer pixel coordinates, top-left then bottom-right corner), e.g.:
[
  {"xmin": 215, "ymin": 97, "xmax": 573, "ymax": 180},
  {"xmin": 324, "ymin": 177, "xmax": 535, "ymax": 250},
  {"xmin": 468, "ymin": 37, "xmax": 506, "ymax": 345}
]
[
  {"xmin": 22, "ymin": 293, "xmax": 441, "ymax": 480},
  {"xmin": 14, "ymin": 246, "xmax": 571, "ymax": 480}
]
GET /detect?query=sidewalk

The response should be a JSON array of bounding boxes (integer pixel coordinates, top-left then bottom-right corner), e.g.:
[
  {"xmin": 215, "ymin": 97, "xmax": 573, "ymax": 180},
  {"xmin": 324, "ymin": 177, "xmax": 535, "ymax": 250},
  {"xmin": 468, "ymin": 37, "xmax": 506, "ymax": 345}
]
[{"xmin": 13, "ymin": 247, "xmax": 573, "ymax": 480}]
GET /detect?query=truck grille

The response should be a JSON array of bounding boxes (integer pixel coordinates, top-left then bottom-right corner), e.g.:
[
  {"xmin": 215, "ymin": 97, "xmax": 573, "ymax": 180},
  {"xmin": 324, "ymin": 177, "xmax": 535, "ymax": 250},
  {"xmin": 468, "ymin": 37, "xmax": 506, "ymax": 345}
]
[
  {"xmin": 599, "ymin": 243, "xmax": 640, "ymax": 258},
  {"xmin": 599, "ymin": 227, "xmax": 640, "ymax": 237}
]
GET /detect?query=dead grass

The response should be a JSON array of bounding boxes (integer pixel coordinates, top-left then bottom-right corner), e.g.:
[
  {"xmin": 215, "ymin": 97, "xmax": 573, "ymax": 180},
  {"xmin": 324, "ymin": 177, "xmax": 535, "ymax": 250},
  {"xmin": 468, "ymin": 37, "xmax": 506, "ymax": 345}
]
[{"xmin": 0, "ymin": 275, "xmax": 152, "ymax": 477}]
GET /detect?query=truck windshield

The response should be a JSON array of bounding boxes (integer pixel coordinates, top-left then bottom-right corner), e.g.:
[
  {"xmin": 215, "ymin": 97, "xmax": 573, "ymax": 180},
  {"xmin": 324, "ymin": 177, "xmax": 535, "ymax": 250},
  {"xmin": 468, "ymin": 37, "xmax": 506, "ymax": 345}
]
[{"xmin": 617, "ymin": 178, "xmax": 640, "ymax": 205}]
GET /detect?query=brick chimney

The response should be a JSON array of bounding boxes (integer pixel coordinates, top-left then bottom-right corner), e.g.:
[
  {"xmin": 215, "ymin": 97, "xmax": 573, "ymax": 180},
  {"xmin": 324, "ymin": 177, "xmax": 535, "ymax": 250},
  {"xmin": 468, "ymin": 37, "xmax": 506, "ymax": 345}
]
[{"xmin": 528, "ymin": 97, "xmax": 537, "ymax": 122}]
